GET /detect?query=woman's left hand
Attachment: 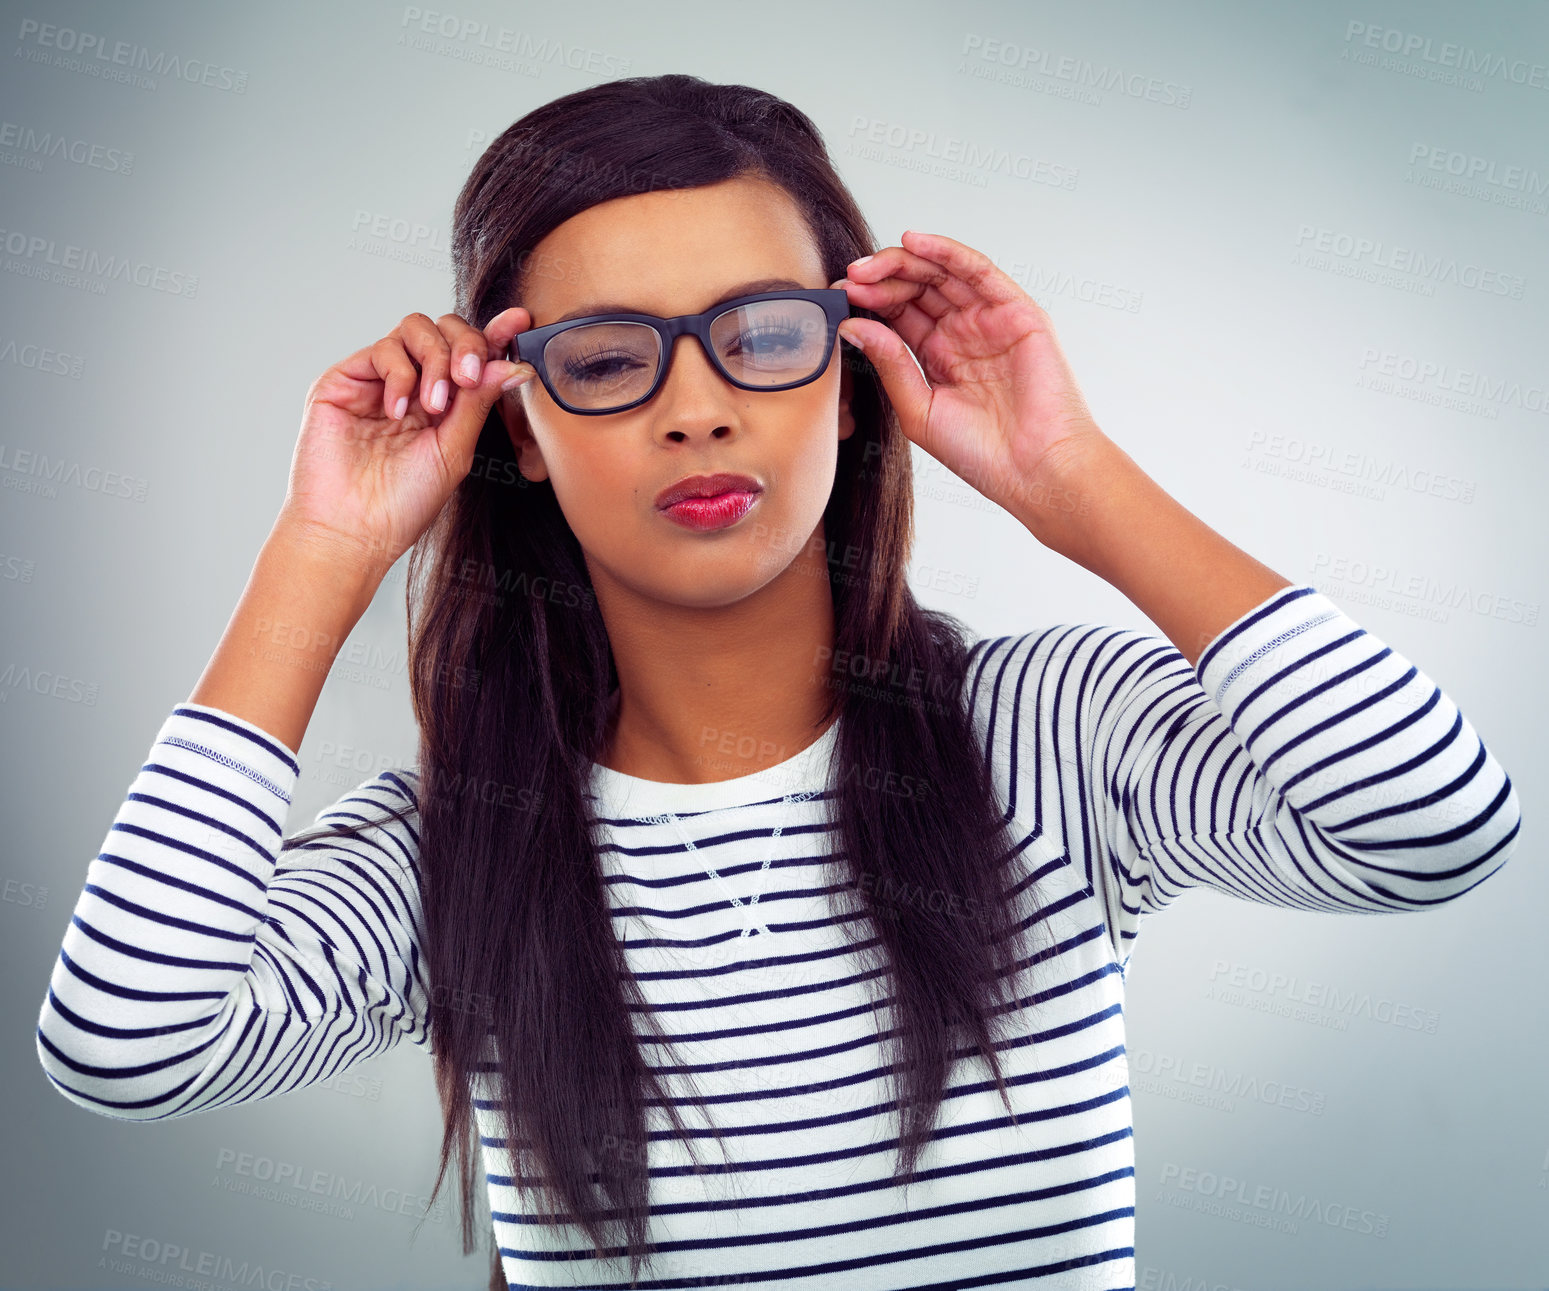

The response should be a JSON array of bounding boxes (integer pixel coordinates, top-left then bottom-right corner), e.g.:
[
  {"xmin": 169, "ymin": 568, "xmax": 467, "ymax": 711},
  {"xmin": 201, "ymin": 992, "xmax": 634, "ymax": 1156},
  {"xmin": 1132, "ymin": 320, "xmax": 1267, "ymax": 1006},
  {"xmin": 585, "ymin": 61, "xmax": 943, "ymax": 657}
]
[{"xmin": 833, "ymin": 230, "xmax": 1104, "ymax": 532}]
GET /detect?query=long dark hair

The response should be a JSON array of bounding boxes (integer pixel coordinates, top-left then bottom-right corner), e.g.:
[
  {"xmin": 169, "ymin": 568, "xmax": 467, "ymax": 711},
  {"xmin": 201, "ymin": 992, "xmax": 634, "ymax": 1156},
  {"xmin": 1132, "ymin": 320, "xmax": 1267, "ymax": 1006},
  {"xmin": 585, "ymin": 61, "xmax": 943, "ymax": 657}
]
[{"xmin": 282, "ymin": 73, "xmax": 1046, "ymax": 1289}]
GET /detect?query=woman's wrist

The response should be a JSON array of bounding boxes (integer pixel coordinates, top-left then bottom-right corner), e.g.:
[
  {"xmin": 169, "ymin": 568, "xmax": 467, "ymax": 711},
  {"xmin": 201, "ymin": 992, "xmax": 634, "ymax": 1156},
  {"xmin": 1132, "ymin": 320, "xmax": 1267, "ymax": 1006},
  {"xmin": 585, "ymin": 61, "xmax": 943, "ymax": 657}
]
[{"xmin": 269, "ymin": 511, "xmax": 396, "ymax": 613}]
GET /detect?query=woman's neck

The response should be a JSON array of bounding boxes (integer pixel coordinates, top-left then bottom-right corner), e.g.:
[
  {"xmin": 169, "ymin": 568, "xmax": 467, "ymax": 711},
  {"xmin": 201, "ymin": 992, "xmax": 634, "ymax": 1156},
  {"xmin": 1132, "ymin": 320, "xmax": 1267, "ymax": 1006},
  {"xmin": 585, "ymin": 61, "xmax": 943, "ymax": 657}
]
[{"xmin": 591, "ymin": 537, "xmax": 841, "ymax": 785}]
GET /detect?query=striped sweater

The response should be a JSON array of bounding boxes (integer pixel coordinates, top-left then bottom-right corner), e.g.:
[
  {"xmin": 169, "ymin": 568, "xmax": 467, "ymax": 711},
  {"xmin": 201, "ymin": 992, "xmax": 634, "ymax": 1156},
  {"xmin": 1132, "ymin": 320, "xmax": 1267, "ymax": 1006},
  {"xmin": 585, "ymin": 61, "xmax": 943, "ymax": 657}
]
[{"xmin": 36, "ymin": 583, "xmax": 1521, "ymax": 1290}]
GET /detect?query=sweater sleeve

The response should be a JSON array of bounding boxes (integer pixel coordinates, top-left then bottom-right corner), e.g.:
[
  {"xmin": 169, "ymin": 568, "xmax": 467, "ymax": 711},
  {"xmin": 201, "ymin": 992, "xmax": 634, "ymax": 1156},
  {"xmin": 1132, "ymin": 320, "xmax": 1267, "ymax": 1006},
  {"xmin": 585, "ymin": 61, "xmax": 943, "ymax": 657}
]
[
  {"xmin": 35, "ymin": 701, "xmax": 430, "ymax": 1121},
  {"xmin": 971, "ymin": 583, "xmax": 1522, "ymax": 969}
]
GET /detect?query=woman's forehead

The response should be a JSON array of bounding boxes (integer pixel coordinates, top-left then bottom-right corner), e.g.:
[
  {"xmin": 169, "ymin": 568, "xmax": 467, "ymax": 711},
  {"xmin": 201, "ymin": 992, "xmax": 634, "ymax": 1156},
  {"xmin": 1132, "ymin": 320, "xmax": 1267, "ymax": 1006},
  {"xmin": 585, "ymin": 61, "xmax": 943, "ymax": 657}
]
[{"xmin": 516, "ymin": 180, "xmax": 825, "ymax": 326}]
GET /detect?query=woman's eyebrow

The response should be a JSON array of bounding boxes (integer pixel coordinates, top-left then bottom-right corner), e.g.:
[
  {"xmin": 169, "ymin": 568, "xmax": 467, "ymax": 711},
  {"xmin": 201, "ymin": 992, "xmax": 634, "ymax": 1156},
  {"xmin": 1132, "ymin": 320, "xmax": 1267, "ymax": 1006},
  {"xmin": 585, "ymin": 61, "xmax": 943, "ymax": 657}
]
[{"xmin": 552, "ymin": 277, "xmax": 809, "ymax": 324}]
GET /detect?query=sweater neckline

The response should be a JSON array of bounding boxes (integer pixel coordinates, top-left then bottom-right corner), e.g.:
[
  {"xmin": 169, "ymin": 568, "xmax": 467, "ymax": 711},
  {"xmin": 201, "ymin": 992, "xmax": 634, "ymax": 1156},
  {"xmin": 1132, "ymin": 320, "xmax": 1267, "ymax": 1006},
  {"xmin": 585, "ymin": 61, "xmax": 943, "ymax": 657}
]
[{"xmin": 586, "ymin": 715, "xmax": 840, "ymax": 818}]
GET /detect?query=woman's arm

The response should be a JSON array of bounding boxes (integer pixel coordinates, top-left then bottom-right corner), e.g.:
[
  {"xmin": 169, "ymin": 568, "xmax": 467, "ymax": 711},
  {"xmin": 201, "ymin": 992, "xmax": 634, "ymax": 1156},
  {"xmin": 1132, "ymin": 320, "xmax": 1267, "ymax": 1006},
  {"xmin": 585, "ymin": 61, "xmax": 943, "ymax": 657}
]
[
  {"xmin": 842, "ymin": 230, "xmax": 1520, "ymax": 960},
  {"xmin": 35, "ymin": 701, "xmax": 429, "ymax": 1120},
  {"xmin": 37, "ymin": 305, "xmax": 535, "ymax": 1119},
  {"xmin": 189, "ymin": 518, "xmax": 386, "ymax": 758},
  {"xmin": 1003, "ymin": 427, "xmax": 1294, "ymax": 668},
  {"xmin": 969, "ymin": 581, "xmax": 1521, "ymax": 968}
]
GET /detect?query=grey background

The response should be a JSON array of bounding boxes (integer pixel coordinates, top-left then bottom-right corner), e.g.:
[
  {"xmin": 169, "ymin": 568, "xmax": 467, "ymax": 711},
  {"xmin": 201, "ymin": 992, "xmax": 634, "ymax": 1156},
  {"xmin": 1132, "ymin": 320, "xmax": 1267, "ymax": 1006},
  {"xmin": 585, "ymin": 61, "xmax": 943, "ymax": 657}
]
[{"xmin": 2, "ymin": 1, "xmax": 1544, "ymax": 1288}]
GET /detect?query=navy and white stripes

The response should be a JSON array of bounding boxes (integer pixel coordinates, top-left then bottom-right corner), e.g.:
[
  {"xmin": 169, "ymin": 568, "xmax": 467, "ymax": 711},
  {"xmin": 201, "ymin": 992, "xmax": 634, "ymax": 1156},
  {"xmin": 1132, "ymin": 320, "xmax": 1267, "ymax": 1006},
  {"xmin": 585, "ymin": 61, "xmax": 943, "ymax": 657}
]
[
  {"xmin": 37, "ymin": 583, "xmax": 1519, "ymax": 1289},
  {"xmin": 967, "ymin": 582, "xmax": 1517, "ymax": 970},
  {"xmin": 37, "ymin": 706, "xmax": 431, "ymax": 1119}
]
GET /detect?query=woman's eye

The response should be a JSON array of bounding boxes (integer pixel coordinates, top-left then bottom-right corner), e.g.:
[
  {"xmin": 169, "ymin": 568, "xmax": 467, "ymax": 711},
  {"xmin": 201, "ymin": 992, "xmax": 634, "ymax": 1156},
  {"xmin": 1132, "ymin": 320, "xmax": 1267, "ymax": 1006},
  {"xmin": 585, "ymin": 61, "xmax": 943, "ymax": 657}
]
[
  {"xmin": 563, "ymin": 351, "xmax": 648, "ymax": 383},
  {"xmin": 726, "ymin": 325, "xmax": 807, "ymax": 357}
]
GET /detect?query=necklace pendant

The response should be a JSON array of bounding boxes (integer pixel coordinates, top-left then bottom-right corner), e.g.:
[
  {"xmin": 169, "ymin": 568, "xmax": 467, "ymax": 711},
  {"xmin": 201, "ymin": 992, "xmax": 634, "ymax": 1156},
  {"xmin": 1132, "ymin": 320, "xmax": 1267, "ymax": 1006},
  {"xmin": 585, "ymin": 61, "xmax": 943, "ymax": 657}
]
[{"xmin": 652, "ymin": 792, "xmax": 818, "ymax": 944}]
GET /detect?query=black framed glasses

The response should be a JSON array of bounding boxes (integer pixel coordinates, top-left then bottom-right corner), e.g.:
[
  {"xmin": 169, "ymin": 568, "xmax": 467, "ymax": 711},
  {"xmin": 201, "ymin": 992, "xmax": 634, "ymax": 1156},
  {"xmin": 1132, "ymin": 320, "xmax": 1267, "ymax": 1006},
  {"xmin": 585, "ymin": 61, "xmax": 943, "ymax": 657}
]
[{"xmin": 509, "ymin": 288, "xmax": 852, "ymax": 416}]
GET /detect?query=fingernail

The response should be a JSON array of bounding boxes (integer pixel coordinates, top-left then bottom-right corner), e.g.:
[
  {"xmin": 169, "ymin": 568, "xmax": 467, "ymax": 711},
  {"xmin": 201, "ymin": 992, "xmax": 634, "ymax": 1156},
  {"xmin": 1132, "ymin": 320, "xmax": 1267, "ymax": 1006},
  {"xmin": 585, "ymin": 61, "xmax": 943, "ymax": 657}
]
[
  {"xmin": 460, "ymin": 354, "xmax": 481, "ymax": 382},
  {"xmin": 431, "ymin": 379, "xmax": 449, "ymax": 412},
  {"xmin": 849, "ymin": 255, "xmax": 873, "ymax": 269},
  {"xmin": 500, "ymin": 367, "xmax": 532, "ymax": 392}
]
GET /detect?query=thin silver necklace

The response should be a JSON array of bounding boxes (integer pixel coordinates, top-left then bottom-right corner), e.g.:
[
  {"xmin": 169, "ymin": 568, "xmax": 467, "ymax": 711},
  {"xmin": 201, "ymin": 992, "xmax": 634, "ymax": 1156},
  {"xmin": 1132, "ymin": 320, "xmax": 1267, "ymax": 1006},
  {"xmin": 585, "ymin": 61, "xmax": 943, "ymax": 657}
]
[{"xmin": 647, "ymin": 788, "xmax": 821, "ymax": 939}]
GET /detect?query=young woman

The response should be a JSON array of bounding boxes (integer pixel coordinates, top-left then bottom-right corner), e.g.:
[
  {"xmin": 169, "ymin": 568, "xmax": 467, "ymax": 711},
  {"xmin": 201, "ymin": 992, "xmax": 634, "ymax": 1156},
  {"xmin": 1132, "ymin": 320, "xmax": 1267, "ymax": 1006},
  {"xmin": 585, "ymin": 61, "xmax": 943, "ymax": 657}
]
[{"xmin": 36, "ymin": 75, "xmax": 1519, "ymax": 1291}]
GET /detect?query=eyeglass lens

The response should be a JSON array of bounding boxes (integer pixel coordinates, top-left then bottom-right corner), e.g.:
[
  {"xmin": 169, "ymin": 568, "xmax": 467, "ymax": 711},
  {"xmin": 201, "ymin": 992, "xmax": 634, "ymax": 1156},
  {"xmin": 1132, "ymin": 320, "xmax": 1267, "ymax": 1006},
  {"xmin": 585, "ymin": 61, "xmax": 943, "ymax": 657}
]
[{"xmin": 541, "ymin": 298, "xmax": 832, "ymax": 411}]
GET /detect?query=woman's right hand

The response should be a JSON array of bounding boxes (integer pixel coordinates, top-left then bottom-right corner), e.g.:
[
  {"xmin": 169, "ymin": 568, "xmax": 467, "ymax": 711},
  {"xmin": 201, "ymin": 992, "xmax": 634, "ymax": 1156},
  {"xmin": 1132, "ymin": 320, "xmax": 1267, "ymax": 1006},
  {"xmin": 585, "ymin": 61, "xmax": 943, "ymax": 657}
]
[{"xmin": 279, "ymin": 308, "xmax": 536, "ymax": 574}]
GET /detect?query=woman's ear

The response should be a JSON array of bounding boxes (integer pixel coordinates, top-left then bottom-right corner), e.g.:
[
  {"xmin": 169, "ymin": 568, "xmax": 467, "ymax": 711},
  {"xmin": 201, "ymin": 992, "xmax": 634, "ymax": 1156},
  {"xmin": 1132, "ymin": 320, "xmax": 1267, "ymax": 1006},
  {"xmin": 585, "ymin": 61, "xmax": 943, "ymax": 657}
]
[{"xmin": 497, "ymin": 389, "xmax": 550, "ymax": 483}]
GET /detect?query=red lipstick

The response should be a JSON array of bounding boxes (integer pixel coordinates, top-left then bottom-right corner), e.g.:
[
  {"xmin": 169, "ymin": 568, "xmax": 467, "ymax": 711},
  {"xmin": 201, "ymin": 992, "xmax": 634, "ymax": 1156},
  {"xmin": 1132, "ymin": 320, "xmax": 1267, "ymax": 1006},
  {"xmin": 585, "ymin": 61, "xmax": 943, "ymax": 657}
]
[{"xmin": 655, "ymin": 472, "xmax": 763, "ymax": 532}]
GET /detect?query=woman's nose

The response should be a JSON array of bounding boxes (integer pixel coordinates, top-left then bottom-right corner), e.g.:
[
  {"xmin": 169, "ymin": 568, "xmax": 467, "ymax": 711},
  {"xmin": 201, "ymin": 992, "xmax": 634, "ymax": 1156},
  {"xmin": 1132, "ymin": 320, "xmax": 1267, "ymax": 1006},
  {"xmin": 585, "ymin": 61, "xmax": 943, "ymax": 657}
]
[
  {"xmin": 651, "ymin": 336, "xmax": 741, "ymax": 438},
  {"xmin": 656, "ymin": 334, "xmax": 738, "ymax": 403}
]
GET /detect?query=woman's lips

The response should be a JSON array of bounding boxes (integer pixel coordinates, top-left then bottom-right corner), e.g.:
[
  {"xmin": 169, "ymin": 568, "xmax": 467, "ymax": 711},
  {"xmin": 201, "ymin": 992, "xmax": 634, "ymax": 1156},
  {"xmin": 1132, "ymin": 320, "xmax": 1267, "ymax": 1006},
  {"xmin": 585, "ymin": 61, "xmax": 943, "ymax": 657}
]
[{"xmin": 659, "ymin": 490, "xmax": 761, "ymax": 531}]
